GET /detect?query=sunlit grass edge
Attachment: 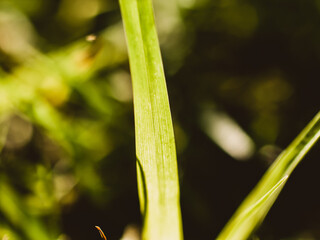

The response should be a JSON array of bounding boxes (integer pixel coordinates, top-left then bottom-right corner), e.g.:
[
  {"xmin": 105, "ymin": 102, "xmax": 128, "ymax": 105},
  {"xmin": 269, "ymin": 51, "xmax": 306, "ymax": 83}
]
[{"xmin": 217, "ymin": 111, "xmax": 320, "ymax": 240}]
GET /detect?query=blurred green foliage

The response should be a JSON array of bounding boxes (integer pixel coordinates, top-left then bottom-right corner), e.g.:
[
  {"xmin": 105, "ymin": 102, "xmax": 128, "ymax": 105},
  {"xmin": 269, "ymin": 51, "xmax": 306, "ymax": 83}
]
[{"xmin": 0, "ymin": 0, "xmax": 320, "ymax": 239}]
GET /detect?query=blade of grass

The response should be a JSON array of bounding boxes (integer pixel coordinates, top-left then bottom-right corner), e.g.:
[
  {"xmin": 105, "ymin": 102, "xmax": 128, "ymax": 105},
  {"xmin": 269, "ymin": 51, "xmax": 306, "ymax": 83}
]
[
  {"xmin": 119, "ymin": 0, "xmax": 183, "ymax": 240},
  {"xmin": 218, "ymin": 111, "xmax": 320, "ymax": 240}
]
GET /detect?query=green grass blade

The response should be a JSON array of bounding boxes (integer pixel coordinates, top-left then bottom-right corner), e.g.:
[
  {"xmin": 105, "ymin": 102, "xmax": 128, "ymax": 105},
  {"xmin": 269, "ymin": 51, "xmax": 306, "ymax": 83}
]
[
  {"xmin": 218, "ymin": 111, "xmax": 320, "ymax": 240},
  {"xmin": 119, "ymin": 0, "xmax": 183, "ymax": 239}
]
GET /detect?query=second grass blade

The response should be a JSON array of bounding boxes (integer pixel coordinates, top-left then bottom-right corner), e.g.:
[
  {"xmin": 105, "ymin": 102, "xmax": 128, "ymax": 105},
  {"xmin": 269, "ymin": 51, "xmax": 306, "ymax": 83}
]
[
  {"xmin": 218, "ymin": 111, "xmax": 320, "ymax": 240},
  {"xmin": 119, "ymin": 0, "xmax": 183, "ymax": 239}
]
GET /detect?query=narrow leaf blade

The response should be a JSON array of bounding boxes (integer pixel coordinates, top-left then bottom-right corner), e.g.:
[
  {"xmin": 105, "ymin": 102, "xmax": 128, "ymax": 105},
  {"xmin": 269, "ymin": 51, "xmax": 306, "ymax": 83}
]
[
  {"xmin": 119, "ymin": 0, "xmax": 183, "ymax": 239},
  {"xmin": 218, "ymin": 111, "xmax": 320, "ymax": 240}
]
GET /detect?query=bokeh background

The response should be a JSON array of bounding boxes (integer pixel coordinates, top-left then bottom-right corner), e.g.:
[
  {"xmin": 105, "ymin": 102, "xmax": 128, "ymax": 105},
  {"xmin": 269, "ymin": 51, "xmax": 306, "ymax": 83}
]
[{"xmin": 1, "ymin": 0, "xmax": 320, "ymax": 239}]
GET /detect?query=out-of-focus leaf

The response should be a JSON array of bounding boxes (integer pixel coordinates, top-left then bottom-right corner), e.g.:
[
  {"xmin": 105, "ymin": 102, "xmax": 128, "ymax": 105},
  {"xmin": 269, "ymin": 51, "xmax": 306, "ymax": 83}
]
[{"xmin": 0, "ymin": 180, "xmax": 54, "ymax": 240}]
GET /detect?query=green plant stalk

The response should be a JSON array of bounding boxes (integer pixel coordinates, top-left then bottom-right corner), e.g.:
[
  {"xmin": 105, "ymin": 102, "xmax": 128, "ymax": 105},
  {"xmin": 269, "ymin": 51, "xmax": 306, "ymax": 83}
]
[
  {"xmin": 119, "ymin": 0, "xmax": 183, "ymax": 239},
  {"xmin": 218, "ymin": 111, "xmax": 320, "ymax": 240}
]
